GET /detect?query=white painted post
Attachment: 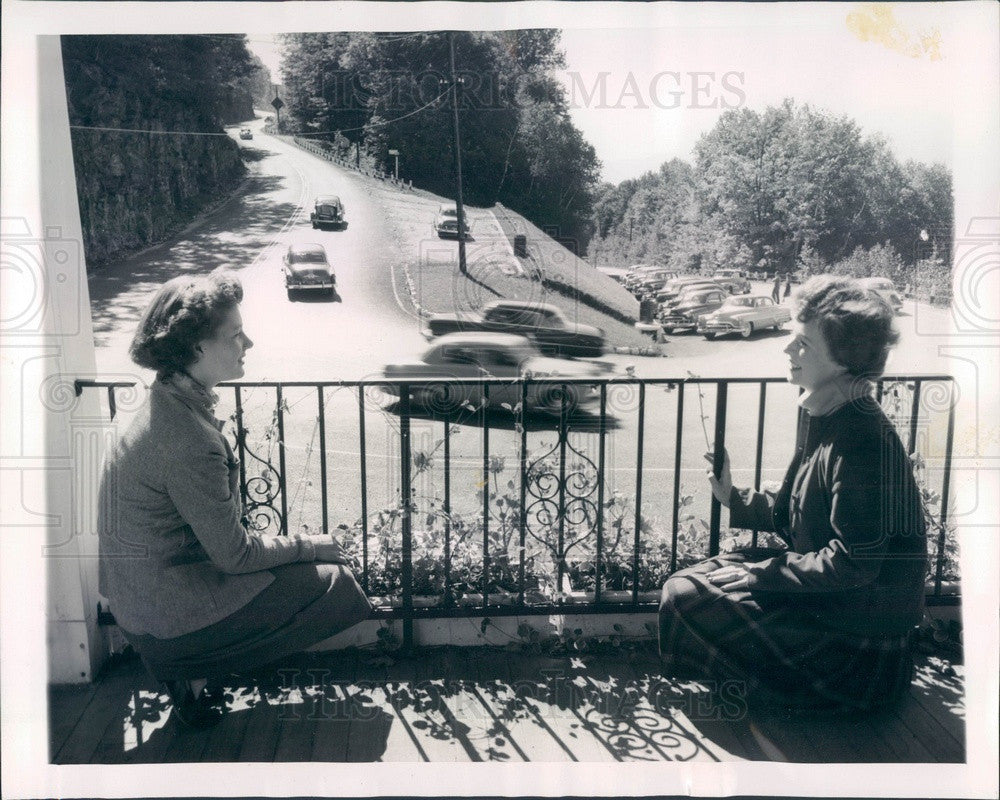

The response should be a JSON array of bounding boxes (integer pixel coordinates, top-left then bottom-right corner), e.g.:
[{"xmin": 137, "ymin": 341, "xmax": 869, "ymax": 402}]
[{"xmin": 1, "ymin": 37, "xmax": 111, "ymax": 684}]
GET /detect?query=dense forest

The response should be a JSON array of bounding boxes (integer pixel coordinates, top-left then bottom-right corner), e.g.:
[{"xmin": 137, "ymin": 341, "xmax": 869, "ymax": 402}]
[
  {"xmin": 279, "ymin": 30, "xmax": 601, "ymax": 249},
  {"xmin": 62, "ymin": 34, "xmax": 264, "ymax": 267},
  {"xmin": 590, "ymin": 100, "xmax": 953, "ymax": 300}
]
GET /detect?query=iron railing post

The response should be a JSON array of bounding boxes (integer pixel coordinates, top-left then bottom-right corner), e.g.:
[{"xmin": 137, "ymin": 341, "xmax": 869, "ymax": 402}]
[
  {"xmin": 399, "ymin": 384, "xmax": 414, "ymax": 651},
  {"xmin": 709, "ymin": 381, "xmax": 729, "ymax": 557}
]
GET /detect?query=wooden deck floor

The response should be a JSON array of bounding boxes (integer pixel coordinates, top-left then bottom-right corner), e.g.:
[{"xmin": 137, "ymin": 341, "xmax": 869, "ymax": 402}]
[{"xmin": 50, "ymin": 646, "xmax": 965, "ymax": 764}]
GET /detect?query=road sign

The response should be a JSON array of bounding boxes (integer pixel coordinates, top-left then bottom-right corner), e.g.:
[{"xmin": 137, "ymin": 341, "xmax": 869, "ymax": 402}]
[
  {"xmin": 271, "ymin": 97, "xmax": 284, "ymax": 111},
  {"xmin": 388, "ymin": 149, "xmax": 399, "ymax": 155}
]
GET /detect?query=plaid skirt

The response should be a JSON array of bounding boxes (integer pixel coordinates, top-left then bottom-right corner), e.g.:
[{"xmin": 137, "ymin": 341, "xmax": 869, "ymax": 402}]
[
  {"xmin": 123, "ymin": 562, "xmax": 372, "ymax": 682},
  {"xmin": 658, "ymin": 550, "xmax": 913, "ymax": 710}
]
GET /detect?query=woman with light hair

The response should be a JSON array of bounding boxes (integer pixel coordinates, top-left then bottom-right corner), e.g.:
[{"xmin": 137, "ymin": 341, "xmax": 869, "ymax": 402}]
[
  {"xmin": 659, "ymin": 276, "xmax": 926, "ymax": 711},
  {"xmin": 98, "ymin": 270, "xmax": 370, "ymax": 728}
]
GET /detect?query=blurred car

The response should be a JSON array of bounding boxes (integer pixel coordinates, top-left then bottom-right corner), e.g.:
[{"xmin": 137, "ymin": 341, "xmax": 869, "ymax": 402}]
[
  {"xmin": 434, "ymin": 204, "xmax": 469, "ymax": 239},
  {"xmin": 711, "ymin": 268, "xmax": 751, "ymax": 294},
  {"xmin": 656, "ymin": 279, "xmax": 727, "ymax": 305},
  {"xmin": 239, "ymin": 128, "xmax": 253, "ymax": 140},
  {"xmin": 858, "ymin": 277, "xmax": 903, "ymax": 314},
  {"xmin": 282, "ymin": 243, "xmax": 335, "ymax": 299},
  {"xmin": 381, "ymin": 333, "xmax": 610, "ymax": 414},
  {"xmin": 622, "ymin": 264, "xmax": 661, "ymax": 290},
  {"xmin": 659, "ymin": 287, "xmax": 728, "ymax": 333},
  {"xmin": 697, "ymin": 295, "xmax": 792, "ymax": 339},
  {"xmin": 310, "ymin": 195, "xmax": 346, "ymax": 229},
  {"xmin": 423, "ymin": 300, "xmax": 605, "ymax": 358}
]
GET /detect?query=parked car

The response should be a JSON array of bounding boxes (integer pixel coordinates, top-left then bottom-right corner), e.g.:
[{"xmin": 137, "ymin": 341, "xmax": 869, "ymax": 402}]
[
  {"xmin": 631, "ymin": 269, "xmax": 680, "ymax": 297},
  {"xmin": 622, "ymin": 264, "xmax": 663, "ymax": 291},
  {"xmin": 656, "ymin": 279, "xmax": 727, "ymax": 305},
  {"xmin": 659, "ymin": 287, "xmax": 728, "ymax": 333},
  {"xmin": 282, "ymin": 243, "xmax": 335, "ymax": 299},
  {"xmin": 239, "ymin": 128, "xmax": 253, "ymax": 140},
  {"xmin": 423, "ymin": 300, "xmax": 606, "ymax": 358},
  {"xmin": 310, "ymin": 195, "xmax": 346, "ymax": 229},
  {"xmin": 711, "ymin": 268, "xmax": 751, "ymax": 294},
  {"xmin": 381, "ymin": 333, "xmax": 610, "ymax": 414},
  {"xmin": 858, "ymin": 277, "xmax": 903, "ymax": 314},
  {"xmin": 697, "ymin": 295, "xmax": 792, "ymax": 339},
  {"xmin": 434, "ymin": 204, "xmax": 469, "ymax": 239}
]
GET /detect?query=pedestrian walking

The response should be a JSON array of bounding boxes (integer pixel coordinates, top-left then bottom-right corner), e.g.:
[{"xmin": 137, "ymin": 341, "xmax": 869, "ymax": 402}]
[
  {"xmin": 783, "ymin": 275, "xmax": 792, "ymax": 301},
  {"xmin": 771, "ymin": 274, "xmax": 782, "ymax": 303}
]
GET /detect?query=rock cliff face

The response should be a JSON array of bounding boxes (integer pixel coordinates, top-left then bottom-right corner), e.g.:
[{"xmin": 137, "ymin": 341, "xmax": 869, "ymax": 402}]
[{"xmin": 61, "ymin": 35, "xmax": 256, "ymax": 269}]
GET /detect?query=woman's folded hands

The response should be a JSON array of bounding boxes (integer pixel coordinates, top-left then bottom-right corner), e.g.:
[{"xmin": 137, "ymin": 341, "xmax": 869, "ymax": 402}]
[{"xmin": 312, "ymin": 535, "xmax": 352, "ymax": 565}]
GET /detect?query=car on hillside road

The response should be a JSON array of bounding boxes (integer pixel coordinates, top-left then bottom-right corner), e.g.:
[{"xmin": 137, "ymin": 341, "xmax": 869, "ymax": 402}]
[
  {"xmin": 381, "ymin": 333, "xmax": 611, "ymax": 415},
  {"xmin": 858, "ymin": 277, "xmax": 903, "ymax": 314},
  {"xmin": 239, "ymin": 128, "xmax": 253, "ymax": 140},
  {"xmin": 310, "ymin": 195, "xmax": 346, "ymax": 229},
  {"xmin": 659, "ymin": 287, "xmax": 728, "ymax": 333},
  {"xmin": 283, "ymin": 243, "xmax": 335, "ymax": 300},
  {"xmin": 697, "ymin": 295, "xmax": 792, "ymax": 339},
  {"xmin": 434, "ymin": 204, "xmax": 469, "ymax": 239}
]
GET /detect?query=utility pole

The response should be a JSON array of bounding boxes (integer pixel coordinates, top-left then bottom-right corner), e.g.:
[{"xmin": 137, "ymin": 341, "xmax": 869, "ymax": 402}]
[{"xmin": 448, "ymin": 32, "xmax": 467, "ymax": 276}]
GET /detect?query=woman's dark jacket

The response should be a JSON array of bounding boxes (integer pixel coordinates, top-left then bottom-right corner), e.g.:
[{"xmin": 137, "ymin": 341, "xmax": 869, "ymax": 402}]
[{"xmin": 729, "ymin": 378, "xmax": 928, "ymax": 637}]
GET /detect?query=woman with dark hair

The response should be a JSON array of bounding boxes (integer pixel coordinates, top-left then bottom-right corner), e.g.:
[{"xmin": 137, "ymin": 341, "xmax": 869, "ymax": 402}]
[
  {"xmin": 98, "ymin": 270, "xmax": 371, "ymax": 728},
  {"xmin": 658, "ymin": 276, "xmax": 927, "ymax": 711}
]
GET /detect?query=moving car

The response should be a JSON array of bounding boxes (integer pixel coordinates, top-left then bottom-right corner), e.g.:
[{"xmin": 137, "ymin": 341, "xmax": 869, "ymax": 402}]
[
  {"xmin": 858, "ymin": 277, "xmax": 903, "ymax": 314},
  {"xmin": 434, "ymin": 204, "xmax": 469, "ymax": 239},
  {"xmin": 310, "ymin": 195, "xmax": 346, "ymax": 229},
  {"xmin": 659, "ymin": 287, "xmax": 728, "ymax": 333},
  {"xmin": 423, "ymin": 300, "xmax": 606, "ymax": 358},
  {"xmin": 381, "ymin": 333, "xmax": 610, "ymax": 414},
  {"xmin": 239, "ymin": 128, "xmax": 253, "ymax": 140},
  {"xmin": 711, "ymin": 268, "xmax": 751, "ymax": 294},
  {"xmin": 283, "ymin": 243, "xmax": 335, "ymax": 299},
  {"xmin": 697, "ymin": 295, "xmax": 792, "ymax": 339}
]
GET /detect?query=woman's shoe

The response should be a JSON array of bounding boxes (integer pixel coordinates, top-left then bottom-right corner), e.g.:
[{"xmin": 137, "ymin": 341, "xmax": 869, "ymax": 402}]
[{"xmin": 165, "ymin": 680, "xmax": 223, "ymax": 730}]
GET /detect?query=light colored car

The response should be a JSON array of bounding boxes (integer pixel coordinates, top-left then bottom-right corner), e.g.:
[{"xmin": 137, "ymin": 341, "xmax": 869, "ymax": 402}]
[
  {"xmin": 858, "ymin": 277, "xmax": 903, "ymax": 314},
  {"xmin": 711, "ymin": 268, "xmax": 751, "ymax": 294},
  {"xmin": 697, "ymin": 295, "xmax": 792, "ymax": 339},
  {"xmin": 434, "ymin": 204, "xmax": 468, "ymax": 239},
  {"xmin": 381, "ymin": 333, "xmax": 610, "ymax": 414},
  {"xmin": 282, "ymin": 243, "xmax": 335, "ymax": 299}
]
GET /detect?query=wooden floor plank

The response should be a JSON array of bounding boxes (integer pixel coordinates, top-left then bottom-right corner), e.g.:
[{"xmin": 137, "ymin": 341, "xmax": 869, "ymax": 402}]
[
  {"xmin": 309, "ymin": 652, "xmax": 358, "ymax": 762},
  {"xmin": 101, "ymin": 670, "xmax": 177, "ymax": 765},
  {"xmin": 55, "ymin": 661, "xmax": 143, "ymax": 764},
  {"xmin": 234, "ymin": 685, "xmax": 285, "ymax": 762},
  {"xmin": 49, "ymin": 683, "xmax": 100, "ymax": 761},
  {"xmin": 907, "ymin": 658, "xmax": 966, "ymax": 751},
  {"xmin": 891, "ymin": 690, "xmax": 965, "ymax": 763},
  {"xmin": 625, "ymin": 649, "xmax": 759, "ymax": 761},
  {"xmin": 198, "ymin": 683, "xmax": 256, "ymax": 763},
  {"xmin": 585, "ymin": 651, "xmax": 730, "ymax": 762},
  {"xmin": 365, "ymin": 649, "xmax": 434, "ymax": 762}
]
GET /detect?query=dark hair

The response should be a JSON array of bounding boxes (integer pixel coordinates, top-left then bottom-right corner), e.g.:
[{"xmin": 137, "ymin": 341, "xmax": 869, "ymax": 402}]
[
  {"xmin": 793, "ymin": 275, "xmax": 899, "ymax": 377},
  {"xmin": 129, "ymin": 271, "xmax": 243, "ymax": 379}
]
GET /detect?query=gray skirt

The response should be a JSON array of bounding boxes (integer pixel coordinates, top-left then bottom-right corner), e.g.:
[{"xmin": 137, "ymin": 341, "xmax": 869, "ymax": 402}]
[{"xmin": 124, "ymin": 563, "xmax": 372, "ymax": 681}]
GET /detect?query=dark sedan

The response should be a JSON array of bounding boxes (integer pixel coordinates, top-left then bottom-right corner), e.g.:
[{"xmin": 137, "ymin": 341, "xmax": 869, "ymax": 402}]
[{"xmin": 659, "ymin": 287, "xmax": 728, "ymax": 333}]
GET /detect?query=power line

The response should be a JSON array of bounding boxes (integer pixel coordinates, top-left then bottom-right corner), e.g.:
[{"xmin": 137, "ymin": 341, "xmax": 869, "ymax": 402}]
[
  {"xmin": 69, "ymin": 125, "xmax": 231, "ymax": 137},
  {"xmin": 294, "ymin": 87, "xmax": 449, "ymax": 137}
]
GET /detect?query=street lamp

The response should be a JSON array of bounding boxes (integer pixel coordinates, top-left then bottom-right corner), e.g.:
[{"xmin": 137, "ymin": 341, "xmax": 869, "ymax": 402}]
[{"xmin": 388, "ymin": 149, "xmax": 400, "ymax": 181}]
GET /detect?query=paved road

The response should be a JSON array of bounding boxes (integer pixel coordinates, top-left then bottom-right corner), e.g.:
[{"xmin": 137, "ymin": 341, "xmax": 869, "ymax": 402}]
[{"xmin": 86, "ymin": 124, "xmax": 956, "ymax": 565}]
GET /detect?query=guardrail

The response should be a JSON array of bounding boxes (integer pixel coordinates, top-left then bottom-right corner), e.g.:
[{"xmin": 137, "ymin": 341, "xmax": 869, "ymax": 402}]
[
  {"xmin": 289, "ymin": 135, "xmax": 414, "ymax": 191},
  {"xmin": 77, "ymin": 373, "xmax": 958, "ymax": 649}
]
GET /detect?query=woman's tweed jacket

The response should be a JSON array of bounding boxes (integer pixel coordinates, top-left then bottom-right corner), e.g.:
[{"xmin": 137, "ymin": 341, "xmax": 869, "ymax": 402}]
[
  {"xmin": 729, "ymin": 375, "xmax": 928, "ymax": 637},
  {"xmin": 98, "ymin": 375, "xmax": 318, "ymax": 639}
]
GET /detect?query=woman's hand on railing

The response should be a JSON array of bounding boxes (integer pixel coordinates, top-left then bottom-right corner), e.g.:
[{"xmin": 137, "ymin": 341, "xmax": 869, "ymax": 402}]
[
  {"xmin": 703, "ymin": 449, "xmax": 733, "ymax": 507},
  {"xmin": 313, "ymin": 536, "xmax": 352, "ymax": 565}
]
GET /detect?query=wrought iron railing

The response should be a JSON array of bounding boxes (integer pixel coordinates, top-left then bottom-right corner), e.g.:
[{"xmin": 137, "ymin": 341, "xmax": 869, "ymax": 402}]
[{"xmin": 76, "ymin": 374, "xmax": 958, "ymax": 649}]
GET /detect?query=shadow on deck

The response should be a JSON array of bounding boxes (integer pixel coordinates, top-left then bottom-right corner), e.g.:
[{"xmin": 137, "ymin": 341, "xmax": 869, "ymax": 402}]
[{"xmin": 50, "ymin": 646, "xmax": 965, "ymax": 764}]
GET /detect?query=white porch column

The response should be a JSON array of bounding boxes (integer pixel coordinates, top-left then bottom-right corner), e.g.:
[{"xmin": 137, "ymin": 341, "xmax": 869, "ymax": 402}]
[{"xmin": 1, "ymin": 36, "xmax": 108, "ymax": 684}]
